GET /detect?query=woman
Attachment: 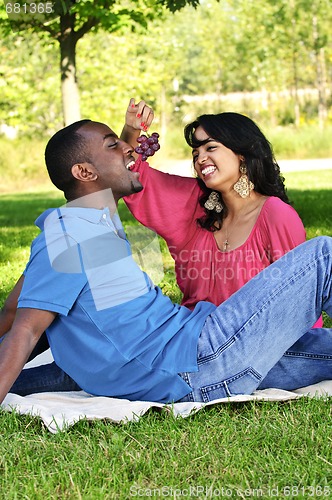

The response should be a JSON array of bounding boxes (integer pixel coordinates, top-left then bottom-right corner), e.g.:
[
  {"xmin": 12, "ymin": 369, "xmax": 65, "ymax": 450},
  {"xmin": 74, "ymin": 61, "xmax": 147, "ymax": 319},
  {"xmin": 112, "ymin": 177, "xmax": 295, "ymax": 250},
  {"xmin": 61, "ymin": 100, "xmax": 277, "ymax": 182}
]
[{"xmin": 124, "ymin": 100, "xmax": 322, "ymax": 327}]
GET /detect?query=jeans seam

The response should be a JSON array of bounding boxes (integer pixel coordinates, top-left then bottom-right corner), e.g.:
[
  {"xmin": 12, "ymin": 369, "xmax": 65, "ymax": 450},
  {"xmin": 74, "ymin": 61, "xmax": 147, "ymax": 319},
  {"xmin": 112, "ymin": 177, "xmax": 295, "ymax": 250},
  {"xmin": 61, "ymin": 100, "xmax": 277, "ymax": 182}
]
[
  {"xmin": 201, "ymin": 367, "xmax": 262, "ymax": 400},
  {"xmin": 284, "ymin": 351, "xmax": 332, "ymax": 360},
  {"xmin": 197, "ymin": 336, "xmax": 236, "ymax": 365}
]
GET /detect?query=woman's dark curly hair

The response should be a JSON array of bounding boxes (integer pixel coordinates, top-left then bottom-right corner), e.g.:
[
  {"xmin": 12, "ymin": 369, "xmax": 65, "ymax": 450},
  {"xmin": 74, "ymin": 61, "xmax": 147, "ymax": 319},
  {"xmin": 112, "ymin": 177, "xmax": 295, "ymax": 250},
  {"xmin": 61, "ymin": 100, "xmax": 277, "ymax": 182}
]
[{"xmin": 184, "ymin": 112, "xmax": 290, "ymax": 232}]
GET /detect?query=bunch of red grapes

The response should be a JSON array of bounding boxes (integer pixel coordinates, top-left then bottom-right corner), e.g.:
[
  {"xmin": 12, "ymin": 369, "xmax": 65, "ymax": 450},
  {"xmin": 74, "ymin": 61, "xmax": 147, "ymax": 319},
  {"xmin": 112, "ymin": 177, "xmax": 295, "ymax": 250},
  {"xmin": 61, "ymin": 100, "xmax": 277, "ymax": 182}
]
[{"xmin": 135, "ymin": 132, "xmax": 160, "ymax": 161}]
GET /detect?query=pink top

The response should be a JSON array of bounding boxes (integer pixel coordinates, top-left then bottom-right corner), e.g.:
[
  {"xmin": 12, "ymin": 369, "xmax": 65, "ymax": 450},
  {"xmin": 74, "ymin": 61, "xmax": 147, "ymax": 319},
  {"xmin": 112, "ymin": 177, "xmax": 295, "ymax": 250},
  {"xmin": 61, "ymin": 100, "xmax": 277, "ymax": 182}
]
[{"xmin": 125, "ymin": 157, "xmax": 322, "ymax": 328}]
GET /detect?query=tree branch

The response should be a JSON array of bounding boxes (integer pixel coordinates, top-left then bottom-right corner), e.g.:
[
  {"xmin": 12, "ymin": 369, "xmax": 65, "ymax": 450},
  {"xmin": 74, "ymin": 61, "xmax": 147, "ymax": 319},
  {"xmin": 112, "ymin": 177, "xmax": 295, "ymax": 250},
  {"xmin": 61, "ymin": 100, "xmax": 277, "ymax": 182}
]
[{"xmin": 74, "ymin": 17, "xmax": 100, "ymax": 42}]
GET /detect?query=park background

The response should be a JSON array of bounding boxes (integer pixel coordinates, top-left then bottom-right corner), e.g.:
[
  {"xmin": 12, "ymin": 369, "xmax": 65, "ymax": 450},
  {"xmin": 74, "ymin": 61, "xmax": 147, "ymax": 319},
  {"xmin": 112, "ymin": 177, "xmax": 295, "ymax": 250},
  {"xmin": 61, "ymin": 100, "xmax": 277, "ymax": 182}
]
[
  {"xmin": 0, "ymin": 0, "xmax": 332, "ymax": 191},
  {"xmin": 0, "ymin": 1, "xmax": 332, "ymax": 498}
]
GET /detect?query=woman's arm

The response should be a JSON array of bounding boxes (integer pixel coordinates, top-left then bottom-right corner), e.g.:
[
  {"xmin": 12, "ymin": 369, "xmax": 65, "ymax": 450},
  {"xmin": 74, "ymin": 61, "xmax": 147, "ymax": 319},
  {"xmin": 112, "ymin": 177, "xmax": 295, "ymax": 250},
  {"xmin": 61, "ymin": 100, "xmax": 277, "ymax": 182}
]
[
  {"xmin": 124, "ymin": 157, "xmax": 202, "ymax": 247},
  {"xmin": 120, "ymin": 98, "xmax": 203, "ymax": 247}
]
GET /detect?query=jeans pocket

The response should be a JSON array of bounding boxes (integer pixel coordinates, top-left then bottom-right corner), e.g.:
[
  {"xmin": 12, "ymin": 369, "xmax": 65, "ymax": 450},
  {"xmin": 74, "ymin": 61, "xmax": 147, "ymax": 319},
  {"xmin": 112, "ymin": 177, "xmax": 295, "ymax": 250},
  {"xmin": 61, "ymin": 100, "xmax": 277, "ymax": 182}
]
[{"xmin": 200, "ymin": 367, "xmax": 262, "ymax": 402}]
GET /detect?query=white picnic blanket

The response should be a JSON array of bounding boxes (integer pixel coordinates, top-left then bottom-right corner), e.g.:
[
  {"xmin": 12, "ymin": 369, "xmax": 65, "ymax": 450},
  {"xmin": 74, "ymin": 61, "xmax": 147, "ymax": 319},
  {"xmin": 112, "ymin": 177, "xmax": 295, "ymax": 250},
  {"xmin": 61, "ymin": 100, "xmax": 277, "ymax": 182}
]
[{"xmin": 2, "ymin": 350, "xmax": 332, "ymax": 434}]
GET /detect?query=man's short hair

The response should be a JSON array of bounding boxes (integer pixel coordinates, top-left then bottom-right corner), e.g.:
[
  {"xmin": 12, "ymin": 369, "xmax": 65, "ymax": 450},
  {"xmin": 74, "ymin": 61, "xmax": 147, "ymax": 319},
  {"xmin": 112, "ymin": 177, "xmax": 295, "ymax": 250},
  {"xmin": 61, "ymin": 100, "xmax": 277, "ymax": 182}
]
[{"xmin": 45, "ymin": 119, "xmax": 92, "ymax": 194}]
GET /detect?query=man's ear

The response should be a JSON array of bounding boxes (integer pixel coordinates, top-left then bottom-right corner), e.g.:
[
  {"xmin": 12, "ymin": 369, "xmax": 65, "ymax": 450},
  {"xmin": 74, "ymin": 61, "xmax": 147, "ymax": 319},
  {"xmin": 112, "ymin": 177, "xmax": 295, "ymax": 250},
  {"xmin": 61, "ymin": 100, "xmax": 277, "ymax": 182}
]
[{"xmin": 71, "ymin": 163, "xmax": 98, "ymax": 182}]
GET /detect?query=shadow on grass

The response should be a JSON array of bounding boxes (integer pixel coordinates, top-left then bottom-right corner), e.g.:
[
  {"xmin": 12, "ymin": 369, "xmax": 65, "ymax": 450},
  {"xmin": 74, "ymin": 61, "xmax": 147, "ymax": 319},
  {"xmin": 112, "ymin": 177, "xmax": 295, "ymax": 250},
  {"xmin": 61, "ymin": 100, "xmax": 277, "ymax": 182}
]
[{"xmin": 288, "ymin": 189, "xmax": 332, "ymax": 238}]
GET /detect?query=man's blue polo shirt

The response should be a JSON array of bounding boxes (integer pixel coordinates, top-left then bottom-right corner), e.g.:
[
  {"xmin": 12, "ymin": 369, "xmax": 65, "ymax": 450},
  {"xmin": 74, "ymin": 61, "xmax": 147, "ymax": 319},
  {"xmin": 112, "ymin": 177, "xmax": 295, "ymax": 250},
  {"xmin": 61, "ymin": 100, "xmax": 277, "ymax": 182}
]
[{"xmin": 18, "ymin": 206, "xmax": 216, "ymax": 402}]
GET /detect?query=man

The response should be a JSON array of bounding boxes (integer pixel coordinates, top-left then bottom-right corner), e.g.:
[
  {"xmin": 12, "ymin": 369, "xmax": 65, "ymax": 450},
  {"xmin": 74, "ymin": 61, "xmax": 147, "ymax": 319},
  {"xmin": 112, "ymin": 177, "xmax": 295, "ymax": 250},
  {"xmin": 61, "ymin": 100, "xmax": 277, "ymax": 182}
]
[{"xmin": 0, "ymin": 100, "xmax": 332, "ymax": 405}]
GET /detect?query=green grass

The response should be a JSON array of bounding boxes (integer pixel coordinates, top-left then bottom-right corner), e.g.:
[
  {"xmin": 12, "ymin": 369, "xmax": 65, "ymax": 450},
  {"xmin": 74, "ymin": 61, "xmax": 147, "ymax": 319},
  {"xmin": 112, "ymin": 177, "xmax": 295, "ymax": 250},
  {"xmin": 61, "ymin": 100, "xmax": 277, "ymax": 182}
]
[
  {"xmin": 267, "ymin": 125, "xmax": 332, "ymax": 160},
  {"xmin": 162, "ymin": 123, "xmax": 332, "ymax": 160},
  {"xmin": 0, "ymin": 170, "xmax": 331, "ymax": 497},
  {"xmin": 1, "ymin": 398, "xmax": 332, "ymax": 498},
  {"xmin": 284, "ymin": 170, "xmax": 332, "ymax": 240}
]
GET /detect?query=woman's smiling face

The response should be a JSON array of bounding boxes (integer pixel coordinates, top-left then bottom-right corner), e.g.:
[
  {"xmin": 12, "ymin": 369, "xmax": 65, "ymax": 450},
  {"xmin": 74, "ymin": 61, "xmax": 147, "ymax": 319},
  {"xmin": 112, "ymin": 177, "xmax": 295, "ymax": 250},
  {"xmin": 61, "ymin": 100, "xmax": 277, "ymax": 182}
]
[{"xmin": 192, "ymin": 126, "xmax": 242, "ymax": 193}]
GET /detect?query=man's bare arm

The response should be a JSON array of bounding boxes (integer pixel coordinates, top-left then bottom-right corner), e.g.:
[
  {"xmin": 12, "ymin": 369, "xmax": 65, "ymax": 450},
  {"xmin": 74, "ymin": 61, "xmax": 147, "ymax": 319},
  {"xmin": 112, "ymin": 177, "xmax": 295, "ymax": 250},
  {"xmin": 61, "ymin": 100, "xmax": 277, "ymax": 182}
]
[
  {"xmin": 0, "ymin": 307, "xmax": 56, "ymax": 404},
  {"xmin": 0, "ymin": 275, "xmax": 24, "ymax": 338}
]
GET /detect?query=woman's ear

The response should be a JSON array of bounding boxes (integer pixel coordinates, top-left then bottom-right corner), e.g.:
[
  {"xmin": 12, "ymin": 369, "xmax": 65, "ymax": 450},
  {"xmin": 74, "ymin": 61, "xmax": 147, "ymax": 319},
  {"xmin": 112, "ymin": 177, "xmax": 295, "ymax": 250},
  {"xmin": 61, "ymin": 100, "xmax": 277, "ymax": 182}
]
[{"xmin": 71, "ymin": 163, "xmax": 98, "ymax": 182}]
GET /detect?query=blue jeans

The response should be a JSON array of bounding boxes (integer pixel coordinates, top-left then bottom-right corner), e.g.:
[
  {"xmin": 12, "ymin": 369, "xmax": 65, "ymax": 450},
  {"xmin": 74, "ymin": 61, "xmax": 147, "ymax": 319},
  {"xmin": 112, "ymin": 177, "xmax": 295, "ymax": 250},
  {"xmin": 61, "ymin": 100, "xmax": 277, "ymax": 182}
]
[
  {"xmin": 10, "ymin": 360, "xmax": 81, "ymax": 395},
  {"xmin": 10, "ymin": 236, "xmax": 332, "ymax": 402},
  {"xmin": 179, "ymin": 236, "xmax": 332, "ymax": 402}
]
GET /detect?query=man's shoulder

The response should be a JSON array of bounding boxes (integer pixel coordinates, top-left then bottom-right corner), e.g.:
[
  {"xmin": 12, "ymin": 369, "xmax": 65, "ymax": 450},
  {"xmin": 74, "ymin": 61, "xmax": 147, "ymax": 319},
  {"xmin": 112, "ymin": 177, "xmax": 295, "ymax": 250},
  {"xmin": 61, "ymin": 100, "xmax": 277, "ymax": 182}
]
[{"xmin": 35, "ymin": 208, "xmax": 59, "ymax": 230}]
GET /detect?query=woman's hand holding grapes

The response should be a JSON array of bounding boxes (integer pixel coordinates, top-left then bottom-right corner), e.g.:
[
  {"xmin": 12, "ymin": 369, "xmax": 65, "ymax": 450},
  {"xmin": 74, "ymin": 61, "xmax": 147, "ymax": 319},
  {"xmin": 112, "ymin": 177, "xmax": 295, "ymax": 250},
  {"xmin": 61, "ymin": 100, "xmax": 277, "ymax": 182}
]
[{"xmin": 123, "ymin": 98, "xmax": 160, "ymax": 162}]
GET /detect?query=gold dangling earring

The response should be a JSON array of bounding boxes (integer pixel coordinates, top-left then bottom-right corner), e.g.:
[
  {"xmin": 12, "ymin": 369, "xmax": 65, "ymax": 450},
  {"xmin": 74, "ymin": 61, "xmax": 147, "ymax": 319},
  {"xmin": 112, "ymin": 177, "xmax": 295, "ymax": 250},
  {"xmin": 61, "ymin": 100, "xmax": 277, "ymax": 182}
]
[
  {"xmin": 204, "ymin": 191, "xmax": 223, "ymax": 213},
  {"xmin": 233, "ymin": 162, "xmax": 254, "ymax": 198}
]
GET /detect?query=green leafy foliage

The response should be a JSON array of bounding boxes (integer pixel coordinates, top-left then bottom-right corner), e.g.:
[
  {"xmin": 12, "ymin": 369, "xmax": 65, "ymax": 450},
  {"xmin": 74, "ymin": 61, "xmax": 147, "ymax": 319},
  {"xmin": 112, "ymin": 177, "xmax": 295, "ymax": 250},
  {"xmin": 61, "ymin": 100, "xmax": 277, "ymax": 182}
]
[
  {"xmin": 0, "ymin": 0, "xmax": 331, "ymax": 134},
  {"xmin": 0, "ymin": 32, "xmax": 60, "ymax": 135},
  {"xmin": 160, "ymin": 0, "xmax": 201, "ymax": 11}
]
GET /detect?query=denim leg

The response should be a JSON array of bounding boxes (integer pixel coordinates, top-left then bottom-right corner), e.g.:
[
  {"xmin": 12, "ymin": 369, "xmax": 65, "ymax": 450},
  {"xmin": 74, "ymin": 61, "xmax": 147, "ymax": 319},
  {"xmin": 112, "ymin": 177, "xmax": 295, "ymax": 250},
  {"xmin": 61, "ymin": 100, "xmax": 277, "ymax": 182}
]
[
  {"xmin": 5, "ymin": 331, "xmax": 80, "ymax": 396},
  {"xmin": 259, "ymin": 328, "xmax": 332, "ymax": 390},
  {"xmin": 179, "ymin": 236, "xmax": 332, "ymax": 402},
  {"xmin": 9, "ymin": 362, "xmax": 81, "ymax": 396},
  {"xmin": 27, "ymin": 332, "xmax": 50, "ymax": 362}
]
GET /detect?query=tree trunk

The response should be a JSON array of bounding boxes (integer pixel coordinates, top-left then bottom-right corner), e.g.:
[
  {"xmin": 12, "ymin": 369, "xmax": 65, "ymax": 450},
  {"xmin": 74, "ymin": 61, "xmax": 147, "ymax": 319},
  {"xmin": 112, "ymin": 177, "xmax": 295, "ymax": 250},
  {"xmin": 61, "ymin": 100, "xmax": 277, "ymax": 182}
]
[{"xmin": 59, "ymin": 12, "xmax": 81, "ymax": 126}]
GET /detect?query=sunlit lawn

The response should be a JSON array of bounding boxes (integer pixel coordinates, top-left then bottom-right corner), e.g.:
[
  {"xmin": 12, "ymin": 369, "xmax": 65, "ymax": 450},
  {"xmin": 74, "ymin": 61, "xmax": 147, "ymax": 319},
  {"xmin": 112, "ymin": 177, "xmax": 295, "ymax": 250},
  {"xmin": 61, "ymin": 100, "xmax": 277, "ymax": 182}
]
[{"xmin": 0, "ymin": 169, "xmax": 331, "ymax": 498}]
